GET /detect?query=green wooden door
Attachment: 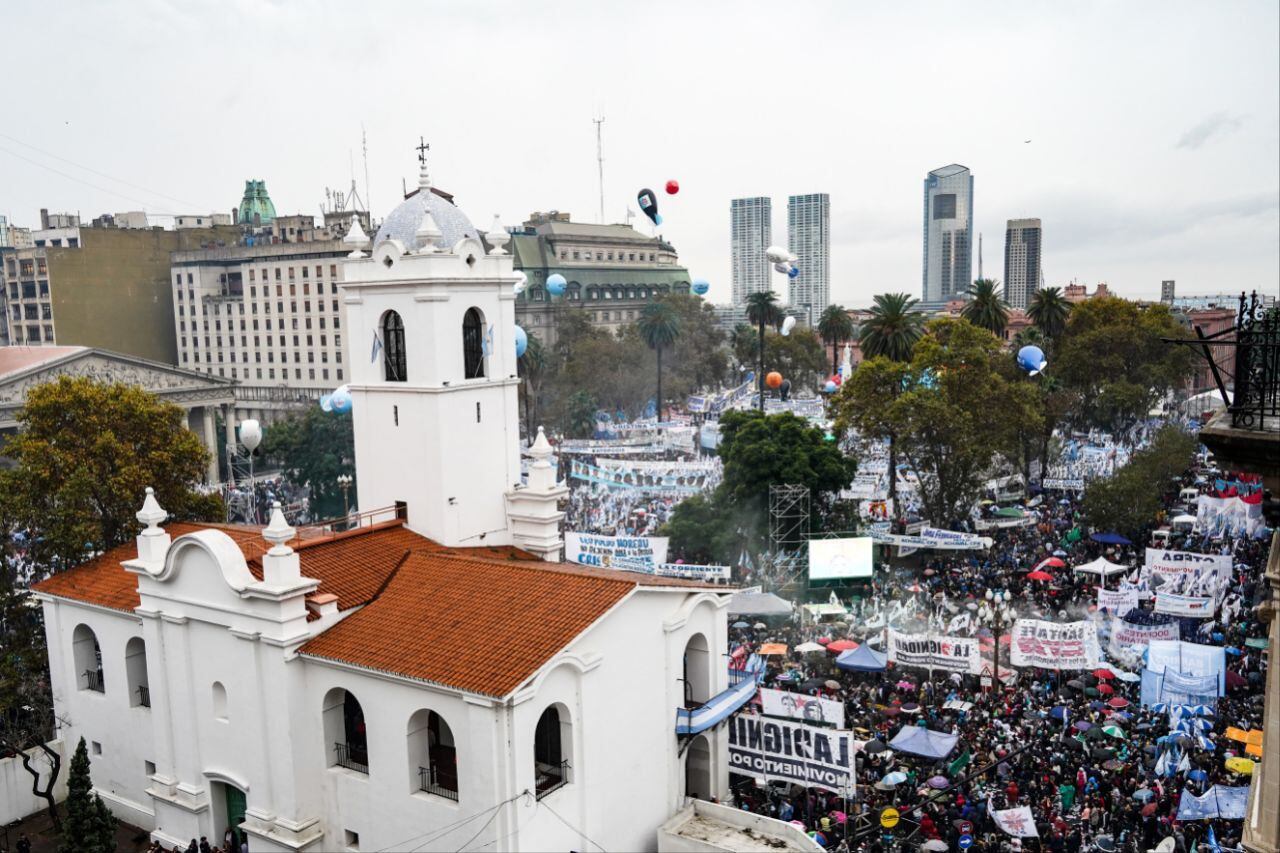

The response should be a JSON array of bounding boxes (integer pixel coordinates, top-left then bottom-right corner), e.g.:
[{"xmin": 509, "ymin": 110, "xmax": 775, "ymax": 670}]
[{"xmin": 224, "ymin": 786, "xmax": 248, "ymax": 846}]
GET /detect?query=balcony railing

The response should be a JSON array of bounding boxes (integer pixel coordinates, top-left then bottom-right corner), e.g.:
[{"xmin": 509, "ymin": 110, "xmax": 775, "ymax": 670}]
[
  {"xmin": 334, "ymin": 741, "xmax": 369, "ymax": 774},
  {"xmin": 1229, "ymin": 291, "xmax": 1279, "ymax": 432},
  {"xmin": 534, "ymin": 760, "xmax": 570, "ymax": 800},
  {"xmin": 82, "ymin": 669, "xmax": 104, "ymax": 693},
  {"xmin": 418, "ymin": 765, "xmax": 459, "ymax": 801},
  {"xmin": 136, "ymin": 685, "xmax": 151, "ymax": 708}
]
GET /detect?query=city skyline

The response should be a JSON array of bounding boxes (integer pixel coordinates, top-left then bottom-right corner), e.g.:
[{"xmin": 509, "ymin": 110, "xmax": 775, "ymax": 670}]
[{"xmin": 0, "ymin": 2, "xmax": 1275, "ymax": 308}]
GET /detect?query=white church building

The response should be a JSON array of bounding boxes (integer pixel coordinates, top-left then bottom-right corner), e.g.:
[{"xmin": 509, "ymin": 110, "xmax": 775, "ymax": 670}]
[{"xmin": 33, "ymin": 160, "xmax": 731, "ymax": 852}]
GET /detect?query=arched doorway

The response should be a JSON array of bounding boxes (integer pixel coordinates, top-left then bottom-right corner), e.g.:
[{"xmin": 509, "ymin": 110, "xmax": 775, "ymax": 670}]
[
  {"xmin": 685, "ymin": 735, "xmax": 712, "ymax": 802},
  {"xmin": 216, "ymin": 782, "xmax": 248, "ymax": 849}
]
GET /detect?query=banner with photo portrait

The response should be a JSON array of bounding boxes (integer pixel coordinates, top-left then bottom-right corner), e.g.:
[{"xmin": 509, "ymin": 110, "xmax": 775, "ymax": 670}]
[{"xmin": 760, "ymin": 687, "xmax": 846, "ymax": 728}]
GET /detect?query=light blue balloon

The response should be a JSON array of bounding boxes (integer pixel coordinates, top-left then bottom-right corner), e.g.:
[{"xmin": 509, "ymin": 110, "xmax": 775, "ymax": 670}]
[
  {"xmin": 824, "ymin": 380, "xmax": 837, "ymax": 394},
  {"xmin": 546, "ymin": 273, "xmax": 566, "ymax": 296},
  {"xmin": 319, "ymin": 394, "xmax": 333, "ymax": 413},
  {"xmin": 787, "ymin": 266, "xmax": 799, "ymax": 279},
  {"xmin": 1017, "ymin": 344, "xmax": 1047, "ymax": 375},
  {"xmin": 654, "ymin": 213, "xmax": 663, "ymax": 226},
  {"xmin": 514, "ymin": 324, "xmax": 528, "ymax": 358},
  {"xmin": 692, "ymin": 278, "xmax": 710, "ymax": 296},
  {"xmin": 330, "ymin": 387, "xmax": 352, "ymax": 414}
]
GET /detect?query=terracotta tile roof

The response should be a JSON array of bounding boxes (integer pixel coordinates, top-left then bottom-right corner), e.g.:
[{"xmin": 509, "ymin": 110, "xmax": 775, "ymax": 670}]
[
  {"xmin": 299, "ymin": 551, "xmax": 643, "ymax": 698},
  {"xmin": 0, "ymin": 345, "xmax": 86, "ymax": 378}
]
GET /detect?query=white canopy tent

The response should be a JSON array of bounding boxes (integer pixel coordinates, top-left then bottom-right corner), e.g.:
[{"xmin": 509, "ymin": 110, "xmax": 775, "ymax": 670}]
[
  {"xmin": 1073, "ymin": 556, "xmax": 1130, "ymax": 577},
  {"xmin": 726, "ymin": 591, "xmax": 794, "ymax": 616},
  {"xmin": 1171, "ymin": 514, "xmax": 1197, "ymax": 528}
]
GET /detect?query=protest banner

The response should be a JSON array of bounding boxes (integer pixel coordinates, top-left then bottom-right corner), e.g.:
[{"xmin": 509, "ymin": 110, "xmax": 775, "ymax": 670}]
[
  {"xmin": 1096, "ymin": 588, "xmax": 1138, "ymax": 616},
  {"xmin": 1195, "ymin": 494, "xmax": 1264, "ymax": 539},
  {"xmin": 760, "ymin": 687, "xmax": 846, "ymax": 727},
  {"xmin": 1009, "ymin": 619, "xmax": 1100, "ymax": 670},
  {"xmin": 1154, "ymin": 592, "xmax": 1215, "ymax": 617},
  {"xmin": 653, "ymin": 563, "xmax": 731, "ymax": 582},
  {"xmin": 887, "ymin": 630, "xmax": 982, "ymax": 674},
  {"xmin": 727, "ymin": 715, "xmax": 855, "ymax": 794},
  {"xmin": 992, "ymin": 806, "xmax": 1040, "ymax": 837},
  {"xmin": 868, "ymin": 528, "xmax": 992, "ymax": 551},
  {"xmin": 1040, "ymin": 478, "xmax": 1085, "ymax": 491},
  {"xmin": 1142, "ymin": 549, "xmax": 1232, "ymax": 597},
  {"xmin": 1108, "ymin": 619, "xmax": 1180, "ymax": 656},
  {"xmin": 565, "ymin": 532, "xmax": 668, "ymax": 569}
]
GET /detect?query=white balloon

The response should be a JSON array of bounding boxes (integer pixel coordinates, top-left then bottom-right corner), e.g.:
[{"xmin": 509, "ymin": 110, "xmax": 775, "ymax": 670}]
[
  {"xmin": 239, "ymin": 419, "xmax": 263, "ymax": 452},
  {"xmin": 513, "ymin": 270, "xmax": 528, "ymax": 295},
  {"xmin": 781, "ymin": 315, "xmax": 797, "ymax": 336},
  {"xmin": 765, "ymin": 246, "xmax": 791, "ymax": 264}
]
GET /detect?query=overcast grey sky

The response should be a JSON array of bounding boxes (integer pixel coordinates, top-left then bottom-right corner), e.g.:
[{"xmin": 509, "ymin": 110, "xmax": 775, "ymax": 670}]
[{"xmin": 3, "ymin": 0, "xmax": 1277, "ymax": 306}]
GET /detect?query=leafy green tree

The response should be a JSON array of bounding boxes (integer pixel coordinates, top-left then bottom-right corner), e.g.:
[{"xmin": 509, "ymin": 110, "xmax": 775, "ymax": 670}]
[
  {"xmin": 763, "ymin": 327, "xmax": 830, "ymax": 391},
  {"xmin": 961, "ymin": 278, "xmax": 1010, "ymax": 338},
  {"xmin": 1082, "ymin": 425, "xmax": 1198, "ymax": 539},
  {"xmin": 660, "ymin": 295, "xmax": 729, "ymax": 396},
  {"xmin": 1012, "ymin": 325, "xmax": 1045, "ymax": 351},
  {"xmin": 1028, "ymin": 286, "xmax": 1072, "ymax": 340},
  {"xmin": 729, "ymin": 323, "xmax": 759, "ymax": 371},
  {"xmin": 0, "ymin": 377, "xmax": 222, "ymax": 577},
  {"xmin": 1054, "ymin": 297, "xmax": 1193, "ymax": 431},
  {"xmin": 859, "ymin": 293, "xmax": 924, "ymax": 362},
  {"xmin": 660, "ymin": 493, "xmax": 738, "ymax": 564},
  {"xmin": 818, "ymin": 305, "xmax": 855, "ymax": 374},
  {"xmin": 518, "ymin": 331, "xmax": 549, "ymax": 439},
  {"xmin": 637, "ymin": 301, "xmax": 682, "ymax": 421},
  {"xmin": 835, "ymin": 319, "xmax": 1041, "ymax": 526},
  {"xmin": 562, "ymin": 390, "xmax": 599, "ymax": 438},
  {"xmin": 261, "ymin": 407, "xmax": 355, "ymax": 520},
  {"xmin": 745, "ymin": 291, "xmax": 784, "ymax": 411},
  {"xmin": 61, "ymin": 736, "xmax": 117, "ymax": 853}
]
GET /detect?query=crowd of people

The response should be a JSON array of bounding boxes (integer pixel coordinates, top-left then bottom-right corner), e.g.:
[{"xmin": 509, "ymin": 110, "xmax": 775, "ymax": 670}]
[{"xmin": 726, "ymin": 450, "xmax": 1270, "ymax": 853}]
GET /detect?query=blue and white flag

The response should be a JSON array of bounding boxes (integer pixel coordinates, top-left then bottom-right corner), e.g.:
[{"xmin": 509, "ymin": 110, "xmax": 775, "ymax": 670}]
[
  {"xmin": 370, "ymin": 329, "xmax": 384, "ymax": 363},
  {"xmin": 482, "ymin": 324, "xmax": 494, "ymax": 357}
]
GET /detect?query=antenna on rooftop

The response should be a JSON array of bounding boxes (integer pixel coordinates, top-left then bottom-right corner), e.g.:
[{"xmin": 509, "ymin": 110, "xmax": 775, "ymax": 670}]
[
  {"xmin": 593, "ymin": 114, "xmax": 605, "ymax": 224},
  {"xmin": 362, "ymin": 124, "xmax": 372, "ymax": 216}
]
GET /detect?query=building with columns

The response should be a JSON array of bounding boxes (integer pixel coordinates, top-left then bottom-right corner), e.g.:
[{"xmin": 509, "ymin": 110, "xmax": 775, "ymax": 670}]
[
  {"xmin": 31, "ymin": 158, "xmax": 733, "ymax": 851},
  {"xmin": 0, "ymin": 345, "xmax": 235, "ymax": 483}
]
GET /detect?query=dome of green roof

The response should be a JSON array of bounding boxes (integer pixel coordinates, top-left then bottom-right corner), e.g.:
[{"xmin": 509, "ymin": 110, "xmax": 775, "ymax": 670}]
[{"xmin": 237, "ymin": 179, "xmax": 276, "ymax": 225}]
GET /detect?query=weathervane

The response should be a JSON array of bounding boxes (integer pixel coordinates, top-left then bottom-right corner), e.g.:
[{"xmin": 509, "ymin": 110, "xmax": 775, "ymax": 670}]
[{"xmin": 416, "ymin": 136, "xmax": 430, "ymax": 166}]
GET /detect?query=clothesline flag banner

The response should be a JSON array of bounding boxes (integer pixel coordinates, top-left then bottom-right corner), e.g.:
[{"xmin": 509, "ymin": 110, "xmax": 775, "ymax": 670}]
[
  {"xmin": 1097, "ymin": 588, "xmax": 1139, "ymax": 616},
  {"xmin": 1009, "ymin": 619, "xmax": 1101, "ymax": 670},
  {"xmin": 1109, "ymin": 619, "xmax": 1180, "ymax": 657},
  {"xmin": 567, "ymin": 459, "xmax": 713, "ymax": 494},
  {"xmin": 868, "ymin": 527, "xmax": 993, "ymax": 551},
  {"xmin": 887, "ymin": 630, "xmax": 982, "ymax": 674},
  {"xmin": 1142, "ymin": 549, "xmax": 1232, "ymax": 597},
  {"xmin": 1154, "ymin": 592, "xmax": 1215, "ymax": 617},
  {"xmin": 727, "ymin": 715, "xmax": 855, "ymax": 794},
  {"xmin": 760, "ymin": 687, "xmax": 846, "ymax": 727},
  {"xmin": 565, "ymin": 532, "xmax": 669, "ymax": 569}
]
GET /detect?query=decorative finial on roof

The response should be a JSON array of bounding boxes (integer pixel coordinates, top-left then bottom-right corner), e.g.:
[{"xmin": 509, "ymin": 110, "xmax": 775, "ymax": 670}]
[
  {"xmin": 487, "ymin": 214, "xmax": 509, "ymax": 255},
  {"xmin": 415, "ymin": 209, "xmax": 443, "ymax": 253},
  {"xmin": 416, "ymin": 136, "xmax": 432, "ymax": 191},
  {"xmin": 529, "ymin": 425, "xmax": 553, "ymax": 467},
  {"xmin": 136, "ymin": 486, "xmax": 168, "ymax": 531},
  {"xmin": 344, "ymin": 215, "xmax": 369, "ymax": 259},
  {"xmin": 263, "ymin": 501, "xmax": 296, "ymax": 555}
]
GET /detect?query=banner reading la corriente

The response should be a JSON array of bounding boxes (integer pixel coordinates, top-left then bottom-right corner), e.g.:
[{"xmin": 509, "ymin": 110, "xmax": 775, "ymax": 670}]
[
  {"xmin": 728, "ymin": 715, "xmax": 855, "ymax": 794},
  {"xmin": 887, "ymin": 630, "xmax": 982, "ymax": 674},
  {"xmin": 1010, "ymin": 619, "xmax": 1100, "ymax": 670},
  {"xmin": 565, "ymin": 532, "xmax": 668, "ymax": 569}
]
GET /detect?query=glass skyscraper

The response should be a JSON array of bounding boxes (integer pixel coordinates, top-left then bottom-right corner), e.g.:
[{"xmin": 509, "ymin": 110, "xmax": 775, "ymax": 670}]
[
  {"xmin": 1003, "ymin": 218, "xmax": 1042, "ymax": 310},
  {"xmin": 787, "ymin": 193, "xmax": 830, "ymax": 321},
  {"xmin": 730, "ymin": 197, "xmax": 772, "ymax": 307},
  {"xmin": 921, "ymin": 164, "xmax": 973, "ymax": 306}
]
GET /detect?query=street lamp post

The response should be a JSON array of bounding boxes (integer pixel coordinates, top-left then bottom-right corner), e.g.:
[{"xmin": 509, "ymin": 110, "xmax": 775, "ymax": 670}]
[
  {"xmin": 982, "ymin": 589, "xmax": 1013, "ymax": 692},
  {"xmin": 239, "ymin": 419, "xmax": 263, "ymax": 524},
  {"xmin": 337, "ymin": 474, "xmax": 353, "ymax": 521}
]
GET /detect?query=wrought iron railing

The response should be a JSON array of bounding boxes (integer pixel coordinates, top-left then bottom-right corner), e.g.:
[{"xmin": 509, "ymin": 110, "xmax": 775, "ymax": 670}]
[
  {"xmin": 82, "ymin": 669, "xmax": 104, "ymax": 693},
  {"xmin": 418, "ymin": 765, "xmax": 459, "ymax": 801},
  {"xmin": 334, "ymin": 741, "xmax": 369, "ymax": 774},
  {"xmin": 535, "ymin": 760, "xmax": 570, "ymax": 800},
  {"xmin": 1229, "ymin": 291, "xmax": 1279, "ymax": 432},
  {"xmin": 136, "ymin": 685, "xmax": 151, "ymax": 707}
]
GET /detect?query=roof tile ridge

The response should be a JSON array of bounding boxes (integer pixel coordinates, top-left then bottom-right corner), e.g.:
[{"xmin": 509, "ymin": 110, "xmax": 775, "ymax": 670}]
[{"xmin": 358, "ymin": 548, "xmax": 414, "ymax": 608}]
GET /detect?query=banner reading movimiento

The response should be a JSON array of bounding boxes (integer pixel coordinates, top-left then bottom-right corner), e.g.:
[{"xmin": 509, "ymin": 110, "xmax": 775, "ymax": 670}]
[{"xmin": 727, "ymin": 715, "xmax": 855, "ymax": 794}]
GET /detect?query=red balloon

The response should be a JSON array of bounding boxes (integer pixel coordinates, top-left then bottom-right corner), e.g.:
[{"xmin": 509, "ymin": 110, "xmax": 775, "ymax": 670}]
[
  {"xmin": 766, "ymin": 371, "xmax": 783, "ymax": 389},
  {"xmin": 665, "ymin": 180, "xmax": 679, "ymax": 195},
  {"xmin": 829, "ymin": 374, "xmax": 843, "ymax": 386}
]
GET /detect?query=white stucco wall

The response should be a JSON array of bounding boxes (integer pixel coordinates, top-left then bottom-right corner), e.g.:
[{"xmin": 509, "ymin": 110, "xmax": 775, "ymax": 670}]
[{"xmin": 0, "ymin": 739, "xmax": 67, "ymax": 826}]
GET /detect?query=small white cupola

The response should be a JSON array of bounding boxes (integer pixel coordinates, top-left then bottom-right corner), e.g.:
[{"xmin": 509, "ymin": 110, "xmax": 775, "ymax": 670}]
[
  {"xmin": 261, "ymin": 501, "xmax": 302, "ymax": 587},
  {"xmin": 133, "ymin": 486, "xmax": 171, "ymax": 571},
  {"xmin": 505, "ymin": 426, "xmax": 569, "ymax": 561}
]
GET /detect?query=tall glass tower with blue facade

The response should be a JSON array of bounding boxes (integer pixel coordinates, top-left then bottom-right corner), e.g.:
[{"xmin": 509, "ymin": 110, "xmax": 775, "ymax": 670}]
[{"xmin": 921, "ymin": 164, "xmax": 973, "ymax": 307}]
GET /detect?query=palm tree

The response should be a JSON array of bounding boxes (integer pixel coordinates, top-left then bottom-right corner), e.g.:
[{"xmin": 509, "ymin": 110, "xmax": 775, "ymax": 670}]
[
  {"xmin": 858, "ymin": 293, "xmax": 925, "ymax": 512},
  {"xmin": 961, "ymin": 279, "xmax": 1010, "ymax": 337},
  {"xmin": 1011, "ymin": 325, "xmax": 1045, "ymax": 352},
  {"xmin": 859, "ymin": 293, "xmax": 924, "ymax": 362},
  {"xmin": 817, "ymin": 304, "xmax": 855, "ymax": 375},
  {"xmin": 637, "ymin": 301, "xmax": 681, "ymax": 421},
  {"xmin": 744, "ymin": 291, "xmax": 784, "ymax": 411},
  {"xmin": 517, "ymin": 332, "xmax": 547, "ymax": 439},
  {"xmin": 1027, "ymin": 286, "xmax": 1071, "ymax": 340}
]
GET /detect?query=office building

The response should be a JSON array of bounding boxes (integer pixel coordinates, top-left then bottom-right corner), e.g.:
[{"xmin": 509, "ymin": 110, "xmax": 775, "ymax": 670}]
[
  {"xmin": 1161, "ymin": 280, "xmax": 1176, "ymax": 304},
  {"xmin": 1003, "ymin": 218, "xmax": 1042, "ymax": 310},
  {"xmin": 509, "ymin": 211, "xmax": 691, "ymax": 347},
  {"xmin": 788, "ymin": 193, "xmax": 830, "ymax": 322},
  {"xmin": 730, "ymin": 197, "xmax": 772, "ymax": 306},
  {"xmin": 922, "ymin": 164, "xmax": 974, "ymax": 307}
]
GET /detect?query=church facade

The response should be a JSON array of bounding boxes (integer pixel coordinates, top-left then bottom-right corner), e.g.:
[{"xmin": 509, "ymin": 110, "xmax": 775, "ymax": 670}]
[{"xmin": 32, "ymin": 161, "xmax": 731, "ymax": 851}]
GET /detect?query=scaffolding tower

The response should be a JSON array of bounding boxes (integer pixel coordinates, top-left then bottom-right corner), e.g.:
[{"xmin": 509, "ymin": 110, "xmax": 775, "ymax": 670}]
[{"xmin": 769, "ymin": 484, "xmax": 811, "ymax": 552}]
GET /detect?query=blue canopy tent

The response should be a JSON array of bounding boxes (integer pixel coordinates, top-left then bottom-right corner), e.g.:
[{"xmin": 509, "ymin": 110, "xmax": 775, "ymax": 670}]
[
  {"xmin": 889, "ymin": 726, "xmax": 960, "ymax": 759},
  {"xmin": 1091, "ymin": 532, "xmax": 1132, "ymax": 546},
  {"xmin": 836, "ymin": 644, "xmax": 888, "ymax": 672}
]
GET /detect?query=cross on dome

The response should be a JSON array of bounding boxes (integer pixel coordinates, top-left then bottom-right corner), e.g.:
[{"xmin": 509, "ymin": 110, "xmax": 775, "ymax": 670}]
[{"xmin": 416, "ymin": 136, "xmax": 432, "ymax": 191}]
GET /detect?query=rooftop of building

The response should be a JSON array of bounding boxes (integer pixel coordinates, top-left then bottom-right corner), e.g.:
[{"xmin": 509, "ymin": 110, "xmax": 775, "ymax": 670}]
[
  {"xmin": 929, "ymin": 163, "xmax": 971, "ymax": 178},
  {"xmin": 34, "ymin": 515, "xmax": 723, "ymax": 699}
]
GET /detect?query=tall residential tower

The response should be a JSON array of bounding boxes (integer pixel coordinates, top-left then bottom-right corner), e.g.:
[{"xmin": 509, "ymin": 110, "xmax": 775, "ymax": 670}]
[
  {"xmin": 921, "ymin": 164, "xmax": 973, "ymax": 307},
  {"xmin": 787, "ymin": 193, "xmax": 830, "ymax": 322},
  {"xmin": 730, "ymin": 197, "xmax": 772, "ymax": 307},
  {"xmin": 1003, "ymin": 218, "xmax": 1042, "ymax": 310}
]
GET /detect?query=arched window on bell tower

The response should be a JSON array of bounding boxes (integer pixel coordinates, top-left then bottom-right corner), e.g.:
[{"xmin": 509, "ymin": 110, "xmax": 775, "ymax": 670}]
[
  {"xmin": 462, "ymin": 307, "xmax": 486, "ymax": 379},
  {"xmin": 383, "ymin": 310, "xmax": 406, "ymax": 381}
]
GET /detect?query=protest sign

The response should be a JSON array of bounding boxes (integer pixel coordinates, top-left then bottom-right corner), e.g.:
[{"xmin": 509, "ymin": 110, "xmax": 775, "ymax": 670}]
[
  {"xmin": 1154, "ymin": 592, "xmax": 1215, "ymax": 617},
  {"xmin": 888, "ymin": 630, "xmax": 982, "ymax": 674},
  {"xmin": 992, "ymin": 807, "xmax": 1040, "ymax": 837},
  {"xmin": 727, "ymin": 715, "xmax": 855, "ymax": 794},
  {"xmin": 1009, "ymin": 619, "xmax": 1100, "ymax": 670},
  {"xmin": 1109, "ymin": 619, "xmax": 1180, "ymax": 657},
  {"xmin": 1041, "ymin": 478, "xmax": 1085, "ymax": 491},
  {"xmin": 1096, "ymin": 588, "xmax": 1138, "ymax": 616},
  {"xmin": 565, "ymin": 532, "xmax": 668, "ymax": 569},
  {"xmin": 653, "ymin": 563, "xmax": 731, "ymax": 582},
  {"xmin": 760, "ymin": 687, "xmax": 846, "ymax": 727},
  {"xmin": 1142, "ymin": 549, "xmax": 1232, "ymax": 597}
]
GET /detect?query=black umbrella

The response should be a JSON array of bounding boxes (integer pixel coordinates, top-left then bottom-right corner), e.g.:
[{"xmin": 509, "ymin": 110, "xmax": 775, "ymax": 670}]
[
  {"xmin": 865, "ymin": 740, "xmax": 889, "ymax": 754},
  {"xmin": 1092, "ymin": 747, "xmax": 1116, "ymax": 760},
  {"xmin": 1066, "ymin": 680, "xmax": 1085, "ymax": 690},
  {"xmin": 800, "ymin": 678, "xmax": 827, "ymax": 692}
]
